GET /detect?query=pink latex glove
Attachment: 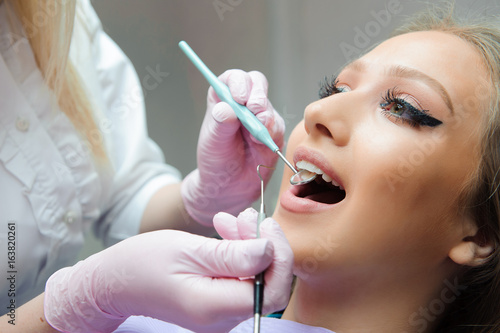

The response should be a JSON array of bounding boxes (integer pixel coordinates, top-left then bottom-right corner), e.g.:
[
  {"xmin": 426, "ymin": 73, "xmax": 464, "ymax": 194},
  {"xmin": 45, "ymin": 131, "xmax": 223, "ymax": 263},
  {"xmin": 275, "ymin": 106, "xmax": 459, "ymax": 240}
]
[
  {"xmin": 213, "ymin": 208, "xmax": 295, "ymax": 314},
  {"xmin": 181, "ymin": 69, "xmax": 285, "ymax": 226},
  {"xmin": 44, "ymin": 212, "xmax": 293, "ymax": 333}
]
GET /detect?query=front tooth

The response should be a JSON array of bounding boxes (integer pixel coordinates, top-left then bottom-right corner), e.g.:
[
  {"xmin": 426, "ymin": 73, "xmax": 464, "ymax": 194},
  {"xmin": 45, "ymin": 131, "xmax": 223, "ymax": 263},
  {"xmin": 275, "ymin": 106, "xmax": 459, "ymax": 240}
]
[
  {"xmin": 322, "ymin": 173, "xmax": 332, "ymax": 182},
  {"xmin": 296, "ymin": 160, "xmax": 344, "ymax": 189},
  {"xmin": 296, "ymin": 160, "xmax": 323, "ymax": 175}
]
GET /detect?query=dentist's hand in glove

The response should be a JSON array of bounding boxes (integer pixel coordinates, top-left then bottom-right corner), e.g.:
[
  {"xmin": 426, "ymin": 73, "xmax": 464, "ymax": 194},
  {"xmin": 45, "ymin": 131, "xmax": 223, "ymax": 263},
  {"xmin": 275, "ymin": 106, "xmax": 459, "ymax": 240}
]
[
  {"xmin": 181, "ymin": 69, "xmax": 285, "ymax": 226},
  {"xmin": 44, "ymin": 208, "xmax": 294, "ymax": 333}
]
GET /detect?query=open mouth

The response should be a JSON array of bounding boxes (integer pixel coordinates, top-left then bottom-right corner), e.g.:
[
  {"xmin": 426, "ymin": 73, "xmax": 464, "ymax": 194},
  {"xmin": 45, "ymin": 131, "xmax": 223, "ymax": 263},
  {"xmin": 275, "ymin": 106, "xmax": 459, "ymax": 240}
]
[{"xmin": 294, "ymin": 161, "xmax": 346, "ymax": 204}]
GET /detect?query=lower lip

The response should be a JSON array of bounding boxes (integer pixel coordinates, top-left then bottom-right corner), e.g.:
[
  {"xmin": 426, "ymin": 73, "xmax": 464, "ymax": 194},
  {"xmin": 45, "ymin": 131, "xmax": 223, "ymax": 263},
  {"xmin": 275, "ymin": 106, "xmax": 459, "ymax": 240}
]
[{"xmin": 279, "ymin": 184, "xmax": 341, "ymax": 213}]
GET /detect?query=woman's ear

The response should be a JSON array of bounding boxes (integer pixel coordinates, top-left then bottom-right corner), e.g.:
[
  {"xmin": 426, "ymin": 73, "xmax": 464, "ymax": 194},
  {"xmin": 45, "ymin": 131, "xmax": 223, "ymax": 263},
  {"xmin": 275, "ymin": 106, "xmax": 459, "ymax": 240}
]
[{"xmin": 448, "ymin": 218, "xmax": 495, "ymax": 267}]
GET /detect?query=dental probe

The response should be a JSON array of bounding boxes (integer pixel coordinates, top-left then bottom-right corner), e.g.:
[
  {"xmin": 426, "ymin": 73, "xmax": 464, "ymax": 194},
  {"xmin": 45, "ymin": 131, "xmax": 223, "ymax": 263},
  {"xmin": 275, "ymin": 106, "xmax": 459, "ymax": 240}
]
[
  {"xmin": 178, "ymin": 41, "xmax": 316, "ymax": 185},
  {"xmin": 254, "ymin": 165, "xmax": 273, "ymax": 333}
]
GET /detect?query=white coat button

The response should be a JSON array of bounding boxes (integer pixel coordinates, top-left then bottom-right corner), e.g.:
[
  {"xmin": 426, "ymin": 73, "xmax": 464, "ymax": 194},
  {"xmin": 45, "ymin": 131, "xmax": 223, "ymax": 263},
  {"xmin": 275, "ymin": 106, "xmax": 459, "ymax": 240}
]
[
  {"xmin": 63, "ymin": 211, "xmax": 78, "ymax": 224},
  {"xmin": 16, "ymin": 116, "xmax": 30, "ymax": 132}
]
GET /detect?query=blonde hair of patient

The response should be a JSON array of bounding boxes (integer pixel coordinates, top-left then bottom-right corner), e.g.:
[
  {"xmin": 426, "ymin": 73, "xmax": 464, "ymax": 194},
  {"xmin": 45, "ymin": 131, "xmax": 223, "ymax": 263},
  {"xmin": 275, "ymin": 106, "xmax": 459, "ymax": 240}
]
[{"xmin": 5, "ymin": 0, "xmax": 107, "ymax": 161}]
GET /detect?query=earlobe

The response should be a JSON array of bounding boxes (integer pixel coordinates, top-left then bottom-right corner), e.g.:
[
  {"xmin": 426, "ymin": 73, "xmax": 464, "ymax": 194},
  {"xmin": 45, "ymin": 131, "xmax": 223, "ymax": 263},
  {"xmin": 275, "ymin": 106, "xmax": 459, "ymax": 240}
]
[{"xmin": 449, "ymin": 234, "xmax": 495, "ymax": 267}]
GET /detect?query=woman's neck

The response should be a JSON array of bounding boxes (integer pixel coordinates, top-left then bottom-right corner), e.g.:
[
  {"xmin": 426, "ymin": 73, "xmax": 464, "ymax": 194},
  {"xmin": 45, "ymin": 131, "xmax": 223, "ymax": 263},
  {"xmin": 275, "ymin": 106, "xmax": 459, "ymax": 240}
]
[{"xmin": 282, "ymin": 270, "xmax": 456, "ymax": 333}]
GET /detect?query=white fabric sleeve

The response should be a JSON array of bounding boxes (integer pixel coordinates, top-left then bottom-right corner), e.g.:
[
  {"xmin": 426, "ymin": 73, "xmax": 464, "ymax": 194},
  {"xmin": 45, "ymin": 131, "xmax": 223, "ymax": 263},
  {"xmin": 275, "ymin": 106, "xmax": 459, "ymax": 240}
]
[{"xmin": 75, "ymin": 0, "xmax": 182, "ymax": 246}]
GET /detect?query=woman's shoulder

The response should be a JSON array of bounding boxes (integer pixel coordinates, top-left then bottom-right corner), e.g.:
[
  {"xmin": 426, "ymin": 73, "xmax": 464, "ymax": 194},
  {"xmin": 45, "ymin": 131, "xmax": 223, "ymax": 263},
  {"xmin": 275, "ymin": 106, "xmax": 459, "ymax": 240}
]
[{"xmin": 74, "ymin": 0, "xmax": 102, "ymax": 41}]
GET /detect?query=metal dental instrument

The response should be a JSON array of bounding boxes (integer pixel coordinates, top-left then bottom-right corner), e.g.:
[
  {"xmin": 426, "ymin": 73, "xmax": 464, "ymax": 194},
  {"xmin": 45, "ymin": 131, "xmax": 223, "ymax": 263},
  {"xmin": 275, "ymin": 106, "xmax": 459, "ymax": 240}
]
[
  {"xmin": 178, "ymin": 41, "xmax": 316, "ymax": 186},
  {"xmin": 254, "ymin": 165, "xmax": 273, "ymax": 333},
  {"xmin": 290, "ymin": 169, "xmax": 318, "ymax": 185}
]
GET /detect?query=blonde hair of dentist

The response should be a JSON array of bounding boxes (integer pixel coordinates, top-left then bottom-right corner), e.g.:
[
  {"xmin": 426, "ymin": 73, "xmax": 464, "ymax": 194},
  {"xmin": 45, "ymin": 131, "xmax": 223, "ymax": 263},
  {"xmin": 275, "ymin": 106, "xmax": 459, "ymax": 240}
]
[
  {"xmin": 6, "ymin": 0, "xmax": 106, "ymax": 160},
  {"xmin": 391, "ymin": 4, "xmax": 500, "ymax": 333}
]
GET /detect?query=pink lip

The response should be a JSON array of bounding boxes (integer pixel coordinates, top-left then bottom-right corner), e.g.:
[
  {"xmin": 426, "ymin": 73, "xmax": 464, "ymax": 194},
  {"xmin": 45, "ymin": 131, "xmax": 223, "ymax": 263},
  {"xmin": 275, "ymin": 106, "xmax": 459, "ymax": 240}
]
[{"xmin": 279, "ymin": 146, "xmax": 345, "ymax": 214}]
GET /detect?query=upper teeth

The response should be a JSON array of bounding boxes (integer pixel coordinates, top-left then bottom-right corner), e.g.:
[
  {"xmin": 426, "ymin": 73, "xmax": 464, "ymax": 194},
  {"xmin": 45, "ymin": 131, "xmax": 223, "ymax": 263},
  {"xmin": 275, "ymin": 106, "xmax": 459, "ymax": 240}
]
[{"xmin": 296, "ymin": 160, "xmax": 343, "ymax": 190}]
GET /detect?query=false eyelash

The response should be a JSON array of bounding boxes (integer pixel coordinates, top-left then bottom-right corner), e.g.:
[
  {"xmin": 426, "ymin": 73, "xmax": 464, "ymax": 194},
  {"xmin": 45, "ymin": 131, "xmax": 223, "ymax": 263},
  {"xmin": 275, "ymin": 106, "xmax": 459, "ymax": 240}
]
[
  {"xmin": 381, "ymin": 88, "xmax": 443, "ymax": 128},
  {"xmin": 319, "ymin": 76, "xmax": 340, "ymax": 99},
  {"xmin": 381, "ymin": 88, "xmax": 422, "ymax": 128},
  {"xmin": 382, "ymin": 88, "xmax": 402, "ymax": 105}
]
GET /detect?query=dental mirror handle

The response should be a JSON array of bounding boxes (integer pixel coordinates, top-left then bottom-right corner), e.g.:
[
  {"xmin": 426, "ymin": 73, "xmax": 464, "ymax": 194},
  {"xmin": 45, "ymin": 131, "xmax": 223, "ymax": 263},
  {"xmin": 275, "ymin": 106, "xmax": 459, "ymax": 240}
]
[
  {"xmin": 254, "ymin": 266, "xmax": 264, "ymax": 333},
  {"xmin": 254, "ymin": 209, "xmax": 266, "ymax": 333},
  {"xmin": 178, "ymin": 41, "xmax": 298, "ymax": 174}
]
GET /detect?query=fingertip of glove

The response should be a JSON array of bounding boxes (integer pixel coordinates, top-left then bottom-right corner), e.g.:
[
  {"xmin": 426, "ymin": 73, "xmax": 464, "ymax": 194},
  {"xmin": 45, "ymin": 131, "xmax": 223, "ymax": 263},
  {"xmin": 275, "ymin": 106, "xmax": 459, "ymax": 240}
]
[
  {"xmin": 259, "ymin": 218, "xmax": 290, "ymax": 243},
  {"xmin": 247, "ymin": 97, "xmax": 268, "ymax": 113},
  {"xmin": 259, "ymin": 217, "xmax": 280, "ymax": 231},
  {"xmin": 247, "ymin": 238, "xmax": 274, "ymax": 263},
  {"xmin": 227, "ymin": 71, "xmax": 252, "ymax": 104},
  {"xmin": 213, "ymin": 212, "xmax": 235, "ymax": 229},
  {"xmin": 212, "ymin": 103, "xmax": 238, "ymax": 123},
  {"xmin": 221, "ymin": 238, "xmax": 274, "ymax": 277},
  {"xmin": 263, "ymin": 239, "xmax": 275, "ymax": 260},
  {"xmin": 255, "ymin": 110, "xmax": 272, "ymax": 128},
  {"xmin": 214, "ymin": 211, "xmax": 232, "ymax": 220},
  {"xmin": 238, "ymin": 207, "xmax": 258, "ymax": 220}
]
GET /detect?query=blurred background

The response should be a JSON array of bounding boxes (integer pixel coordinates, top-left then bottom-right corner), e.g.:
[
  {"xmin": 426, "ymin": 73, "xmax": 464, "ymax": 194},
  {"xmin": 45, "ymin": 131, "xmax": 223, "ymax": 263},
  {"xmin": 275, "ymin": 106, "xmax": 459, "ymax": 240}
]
[{"xmin": 82, "ymin": 0, "xmax": 500, "ymax": 255}]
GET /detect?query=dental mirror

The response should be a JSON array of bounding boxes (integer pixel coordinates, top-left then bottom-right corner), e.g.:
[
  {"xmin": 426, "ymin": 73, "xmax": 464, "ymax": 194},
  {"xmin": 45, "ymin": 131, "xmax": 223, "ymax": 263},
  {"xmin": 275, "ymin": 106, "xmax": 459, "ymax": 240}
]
[
  {"xmin": 275, "ymin": 151, "xmax": 317, "ymax": 185},
  {"xmin": 290, "ymin": 169, "xmax": 317, "ymax": 185}
]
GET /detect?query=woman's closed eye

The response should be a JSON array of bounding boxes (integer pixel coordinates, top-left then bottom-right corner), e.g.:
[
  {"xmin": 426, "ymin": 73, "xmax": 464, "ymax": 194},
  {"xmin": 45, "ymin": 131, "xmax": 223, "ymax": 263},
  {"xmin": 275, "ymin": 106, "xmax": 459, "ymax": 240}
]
[{"xmin": 380, "ymin": 88, "xmax": 442, "ymax": 128}]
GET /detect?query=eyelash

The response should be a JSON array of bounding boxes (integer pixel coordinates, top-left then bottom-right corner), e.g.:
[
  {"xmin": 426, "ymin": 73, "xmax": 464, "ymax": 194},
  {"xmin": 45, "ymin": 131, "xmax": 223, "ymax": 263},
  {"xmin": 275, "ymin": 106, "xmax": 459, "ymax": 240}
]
[
  {"xmin": 380, "ymin": 89, "xmax": 442, "ymax": 128},
  {"xmin": 319, "ymin": 76, "xmax": 343, "ymax": 99},
  {"xmin": 318, "ymin": 76, "xmax": 443, "ymax": 128}
]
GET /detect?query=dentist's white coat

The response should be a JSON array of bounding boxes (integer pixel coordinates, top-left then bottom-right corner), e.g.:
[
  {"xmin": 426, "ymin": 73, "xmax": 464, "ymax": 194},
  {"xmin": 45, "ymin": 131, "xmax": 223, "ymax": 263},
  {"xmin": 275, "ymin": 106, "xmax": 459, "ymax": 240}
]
[{"xmin": 0, "ymin": 0, "xmax": 181, "ymax": 309}]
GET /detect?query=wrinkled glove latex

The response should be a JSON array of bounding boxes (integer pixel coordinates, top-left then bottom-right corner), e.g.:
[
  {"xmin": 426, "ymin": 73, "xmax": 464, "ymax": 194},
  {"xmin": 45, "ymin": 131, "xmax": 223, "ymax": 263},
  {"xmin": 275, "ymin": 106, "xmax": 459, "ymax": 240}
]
[
  {"xmin": 213, "ymin": 208, "xmax": 294, "ymax": 315},
  {"xmin": 181, "ymin": 69, "xmax": 285, "ymax": 226},
  {"xmin": 44, "ymin": 208, "xmax": 293, "ymax": 333}
]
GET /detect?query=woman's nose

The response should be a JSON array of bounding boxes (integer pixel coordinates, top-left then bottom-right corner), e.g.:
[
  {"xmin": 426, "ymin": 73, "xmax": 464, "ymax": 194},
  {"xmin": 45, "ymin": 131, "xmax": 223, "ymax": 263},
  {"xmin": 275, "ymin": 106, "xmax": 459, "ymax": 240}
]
[{"xmin": 303, "ymin": 95, "xmax": 352, "ymax": 147}]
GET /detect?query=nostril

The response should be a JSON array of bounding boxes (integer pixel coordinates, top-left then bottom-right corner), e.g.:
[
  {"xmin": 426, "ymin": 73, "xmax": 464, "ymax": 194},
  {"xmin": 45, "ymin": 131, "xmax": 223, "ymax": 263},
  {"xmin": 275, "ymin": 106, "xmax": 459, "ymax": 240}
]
[{"xmin": 316, "ymin": 124, "xmax": 333, "ymax": 138}]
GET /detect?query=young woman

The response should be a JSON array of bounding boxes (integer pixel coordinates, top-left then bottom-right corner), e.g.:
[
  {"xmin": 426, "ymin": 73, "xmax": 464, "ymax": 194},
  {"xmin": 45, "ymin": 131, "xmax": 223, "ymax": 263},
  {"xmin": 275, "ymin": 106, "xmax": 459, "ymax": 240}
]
[
  {"xmin": 272, "ymin": 10, "xmax": 500, "ymax": 333},
  {"xmin": 114, "ymin": 3, "xmax": 500, "ymax": 332}
]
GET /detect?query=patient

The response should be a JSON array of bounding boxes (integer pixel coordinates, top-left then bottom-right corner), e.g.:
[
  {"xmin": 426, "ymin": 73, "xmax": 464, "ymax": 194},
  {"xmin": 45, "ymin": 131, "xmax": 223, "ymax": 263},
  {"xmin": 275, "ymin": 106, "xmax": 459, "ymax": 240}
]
[{"xmin": 115, "ymin": 4, "xmax": 500, "ymax": 333}]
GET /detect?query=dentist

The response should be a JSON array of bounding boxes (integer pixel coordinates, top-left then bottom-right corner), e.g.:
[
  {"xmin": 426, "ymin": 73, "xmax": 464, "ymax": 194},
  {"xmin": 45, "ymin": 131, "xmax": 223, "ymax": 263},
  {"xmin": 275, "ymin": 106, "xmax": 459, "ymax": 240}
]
[{"xmin": 0, "ymin": 0, "xmax": 293, "ymax": 332}]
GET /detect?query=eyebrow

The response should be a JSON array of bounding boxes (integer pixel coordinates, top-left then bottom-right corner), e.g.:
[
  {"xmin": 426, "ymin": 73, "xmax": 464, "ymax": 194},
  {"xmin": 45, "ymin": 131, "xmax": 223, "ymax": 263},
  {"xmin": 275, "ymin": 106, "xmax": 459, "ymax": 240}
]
[{"xmin": 342, "ymin": 60, "xmax": 454, "ymax": 114}]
